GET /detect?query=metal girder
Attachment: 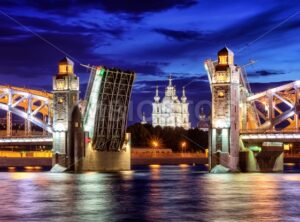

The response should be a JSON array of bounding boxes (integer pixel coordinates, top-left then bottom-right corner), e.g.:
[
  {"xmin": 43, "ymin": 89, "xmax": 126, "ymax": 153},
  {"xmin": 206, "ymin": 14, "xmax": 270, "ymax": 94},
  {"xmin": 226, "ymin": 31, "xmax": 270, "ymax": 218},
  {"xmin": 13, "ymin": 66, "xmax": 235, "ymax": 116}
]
[
  {"xmin": 0, "ymin": 85, "xmax": 53, "ymax": 133},
  {"xmin": 246, "ymin": 80, "xmax": 299, "ymax": 132}
]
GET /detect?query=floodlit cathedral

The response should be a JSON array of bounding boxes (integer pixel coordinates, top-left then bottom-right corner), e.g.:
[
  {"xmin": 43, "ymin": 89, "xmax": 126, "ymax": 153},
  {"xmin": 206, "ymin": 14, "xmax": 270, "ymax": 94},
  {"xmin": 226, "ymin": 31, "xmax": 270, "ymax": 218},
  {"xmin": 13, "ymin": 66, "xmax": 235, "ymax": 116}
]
[{"xmin": 152, "ymin": 76, "xmax": 190, "ymax": 129}]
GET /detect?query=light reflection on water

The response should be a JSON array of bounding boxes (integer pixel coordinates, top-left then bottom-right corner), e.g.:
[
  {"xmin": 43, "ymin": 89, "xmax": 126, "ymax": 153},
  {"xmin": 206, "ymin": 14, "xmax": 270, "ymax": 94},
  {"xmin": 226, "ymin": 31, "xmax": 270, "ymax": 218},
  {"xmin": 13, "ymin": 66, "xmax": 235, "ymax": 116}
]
[{"xmin": 0, "ymin": 165, "xmax": 300, "ymax": 221}]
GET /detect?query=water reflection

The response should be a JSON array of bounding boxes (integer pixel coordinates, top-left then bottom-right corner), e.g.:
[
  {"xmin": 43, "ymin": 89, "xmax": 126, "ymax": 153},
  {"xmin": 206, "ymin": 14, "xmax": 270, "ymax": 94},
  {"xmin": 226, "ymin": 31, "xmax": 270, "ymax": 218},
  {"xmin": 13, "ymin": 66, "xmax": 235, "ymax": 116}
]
[{"xmin": 0, "ymin": 166, "xmax": 300, "ymax": 221}]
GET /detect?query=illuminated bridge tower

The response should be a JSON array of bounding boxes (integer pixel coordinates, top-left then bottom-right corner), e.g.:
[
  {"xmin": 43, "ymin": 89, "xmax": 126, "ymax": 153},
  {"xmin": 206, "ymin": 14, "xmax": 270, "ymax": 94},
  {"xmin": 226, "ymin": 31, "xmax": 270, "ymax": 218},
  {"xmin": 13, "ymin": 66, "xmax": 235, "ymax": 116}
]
[
  {"xmin": 206, "ymin": 47, "xmax": 240, "ymax": 172},
  {"xmin": 52, "ymin": 57, "xmax": 79, "ymax": 168}
]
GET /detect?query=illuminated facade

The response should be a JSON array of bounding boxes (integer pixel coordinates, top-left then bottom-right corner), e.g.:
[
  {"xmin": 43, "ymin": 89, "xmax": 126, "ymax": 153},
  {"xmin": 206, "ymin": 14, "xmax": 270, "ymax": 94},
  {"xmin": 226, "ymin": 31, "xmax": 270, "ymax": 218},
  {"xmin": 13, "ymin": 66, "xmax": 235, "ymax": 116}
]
[
  {"xmin": 206, "ymin": 47, "xmax": 240, "ymax": 171},
  {"xmin": 152, "ymin": 76, "xmax": 190, "ymax": 129},
  {"xmin": 52, "ymin": 57, "xmax": 79, "ymax": 167},
  {"xmin": 205, "ymin": 47, "xmax": 294, "ymax": 172}
]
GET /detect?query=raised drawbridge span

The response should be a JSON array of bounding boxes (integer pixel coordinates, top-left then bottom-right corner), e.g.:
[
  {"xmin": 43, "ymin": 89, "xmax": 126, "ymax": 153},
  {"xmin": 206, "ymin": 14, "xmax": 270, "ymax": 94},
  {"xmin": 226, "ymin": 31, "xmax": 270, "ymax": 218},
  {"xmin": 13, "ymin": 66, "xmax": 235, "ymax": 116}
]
[{"xmin": 0, "ymin": 57, "xmax": 135, "ymax": 172}]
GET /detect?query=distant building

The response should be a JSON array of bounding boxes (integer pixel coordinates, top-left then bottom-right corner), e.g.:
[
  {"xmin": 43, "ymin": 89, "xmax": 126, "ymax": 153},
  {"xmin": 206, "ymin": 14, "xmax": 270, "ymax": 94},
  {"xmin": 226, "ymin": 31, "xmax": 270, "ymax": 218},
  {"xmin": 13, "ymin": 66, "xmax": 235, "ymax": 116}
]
[
  {"xmin": 197, "ymin": 107, "xmax": 209, "ymax": 131},
  {"xmin": 141, "ymin": 112, "xmax": 147, "ymax": 124},
  {"xmin": 152, "ymin": 75, "xmax": 190, "ymax": 129}
]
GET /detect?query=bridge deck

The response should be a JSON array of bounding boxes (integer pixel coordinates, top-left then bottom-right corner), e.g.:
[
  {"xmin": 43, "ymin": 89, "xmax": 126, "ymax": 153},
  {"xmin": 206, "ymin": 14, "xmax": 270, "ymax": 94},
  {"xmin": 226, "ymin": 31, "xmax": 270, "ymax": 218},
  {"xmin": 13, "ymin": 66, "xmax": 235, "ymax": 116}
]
[{"xmin": 241, "ymin": 130, "xmax": 300, "ymax": 142}]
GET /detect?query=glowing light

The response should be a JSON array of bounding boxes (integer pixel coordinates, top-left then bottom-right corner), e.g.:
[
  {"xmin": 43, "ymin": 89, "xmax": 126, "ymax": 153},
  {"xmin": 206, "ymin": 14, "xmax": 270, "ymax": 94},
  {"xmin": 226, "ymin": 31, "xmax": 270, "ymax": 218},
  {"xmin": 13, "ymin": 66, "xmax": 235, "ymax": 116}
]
[
  {"xmin": 8, "ymin": 167, "xmax": 16, "ymax": 171},
  {"xmin": 59, "ymin": 64, "xmax": 73, "ymax": 75},
  {"xmin": 150, "ymin": 164, "xmax": 160, "ymax": 168},
  {"xmin": 0, "ymin": 137, "xmax": 52, "ymax": 143},
  {"xmin": 152, "ymin": 140, "xmax": 159, "ymax": 148},
  {"xmin": 284, "ymin": 144, "xmax": 290, "ymax": 151},
  {"xmin": 218, "ymin": 90, "xmax": 225, "ymax": 97},
  {"xmin": 219, "ymin": 55, "xmax": 227, "ymax": 65},
  {"xmin": 215, "ymin": 119, "xmax": 229, "ymax": 128},
  {"xmin": 285, "ymin": 163, "xmax": 295, "ymax": 166},
  {"xmin": 54, "ymin": 123, "xmax": 66, "ymax": 131},
  {"xmin": 179, "ymin": 164, "xmax": 189, "ymax": 168},
  {"xmin": 249, "ymin": 146, "xmax": 262, "ymax": 152},
  {"xmin": 181, "ymin": 141, "xmax": 187, "ymax": 152},
  {"xmin": 10, "ymin": 173, "xmax": 35, "ymax": 180}
]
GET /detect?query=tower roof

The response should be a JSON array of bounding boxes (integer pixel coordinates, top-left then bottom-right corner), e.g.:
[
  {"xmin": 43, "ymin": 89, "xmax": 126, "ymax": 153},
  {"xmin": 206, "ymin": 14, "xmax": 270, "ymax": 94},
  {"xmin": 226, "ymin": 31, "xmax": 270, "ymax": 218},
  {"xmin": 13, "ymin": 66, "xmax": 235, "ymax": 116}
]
[
  {"xmin": 59, "ymin": 56, "xmax": 74, "ymax": 66},
  {"xmin": 218, "ymin": 47, "xmax": 234, "ymax": 56}
]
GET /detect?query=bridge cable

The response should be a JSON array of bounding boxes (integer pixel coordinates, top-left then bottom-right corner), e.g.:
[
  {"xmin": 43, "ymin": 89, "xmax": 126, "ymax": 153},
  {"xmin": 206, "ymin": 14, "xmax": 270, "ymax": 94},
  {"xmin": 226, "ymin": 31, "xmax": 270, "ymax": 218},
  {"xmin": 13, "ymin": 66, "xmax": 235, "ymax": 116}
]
[
  {"xmin": 0, "ymin": 9, "xmax": 82, "ymax": 65},
  {"xmin": 237, "ymin": 10, "xmax": 300, "ymax": 55}
]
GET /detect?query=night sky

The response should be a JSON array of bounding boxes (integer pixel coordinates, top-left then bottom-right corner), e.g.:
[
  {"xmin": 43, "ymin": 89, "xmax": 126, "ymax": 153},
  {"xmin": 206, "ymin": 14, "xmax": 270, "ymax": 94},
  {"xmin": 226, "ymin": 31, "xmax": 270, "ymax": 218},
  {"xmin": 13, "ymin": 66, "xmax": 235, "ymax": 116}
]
[{"xmin": 0, "ymin": 1, "xmax": 299, "ymax": 127}]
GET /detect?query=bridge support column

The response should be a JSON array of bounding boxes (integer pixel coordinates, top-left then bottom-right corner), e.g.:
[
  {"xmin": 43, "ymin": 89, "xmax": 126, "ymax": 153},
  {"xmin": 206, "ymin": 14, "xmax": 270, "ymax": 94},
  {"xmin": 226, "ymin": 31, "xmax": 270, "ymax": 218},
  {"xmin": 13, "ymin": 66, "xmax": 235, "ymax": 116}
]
[
  {"xmin": 267, "ymin": 92, "xmax": 274, "ymax": 130},
  {"xmin": 296, "ymin": 86, "xmax": 299, "ymax": 131},
  {"xmin": 25, "ymin": 120, "xmax": 31, "ymax": 136},
  {"xmin": 52, "ymin": 57, "xmax": 79, "ymax": 170},
  {"xmin": 6, "ymin": 90, "xmax": 12, "ymax": 137},
  {"xmin": 6, "ymin": 111, "xmax": 12, "ymax": 137},
  {"xmin": 25, "ymin": 96, "xmax": 32, "ymax": 136},
  {"xmin": 239, "ymin": 141, "xmax": 284, "ymax": 172},
  {"xmin": 42, "ymin": 115, "xmax": 46, "ymax": 135},
  {"xmin": 207, "ymin": 47, "xmax": 241, "ymax": 173}
]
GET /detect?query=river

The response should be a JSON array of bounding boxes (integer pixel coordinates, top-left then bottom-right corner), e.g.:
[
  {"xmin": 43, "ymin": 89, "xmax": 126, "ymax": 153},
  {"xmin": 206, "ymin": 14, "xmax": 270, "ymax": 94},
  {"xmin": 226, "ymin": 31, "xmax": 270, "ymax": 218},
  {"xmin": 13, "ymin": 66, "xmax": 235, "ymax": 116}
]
[{"xmin": 0, "ymin": 164, "xmax": 300, "ymax": 221}]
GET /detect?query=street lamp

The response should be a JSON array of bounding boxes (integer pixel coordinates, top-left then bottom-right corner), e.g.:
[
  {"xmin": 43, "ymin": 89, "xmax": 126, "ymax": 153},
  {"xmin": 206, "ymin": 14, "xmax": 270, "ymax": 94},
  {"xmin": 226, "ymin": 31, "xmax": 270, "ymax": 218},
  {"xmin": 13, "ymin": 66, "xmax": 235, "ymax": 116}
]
[
  {"xmin": 151, "ymin": 140, "xmax": 159, "ymax": 157},
  {"xmin": 152, "ymin": 140, "xmax": 159, "ymax": 149},
  {"xmin": 181, "ymin": 141, "xmax": 187, "ymax": 153}
]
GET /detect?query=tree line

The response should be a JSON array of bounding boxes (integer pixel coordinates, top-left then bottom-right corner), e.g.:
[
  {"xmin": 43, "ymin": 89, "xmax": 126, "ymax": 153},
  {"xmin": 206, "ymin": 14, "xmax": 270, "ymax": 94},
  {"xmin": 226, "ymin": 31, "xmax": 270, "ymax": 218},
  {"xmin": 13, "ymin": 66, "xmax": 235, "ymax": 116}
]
[{"xmin": 126, "ymin": 123, "xmax": 208, "ymax": 153}]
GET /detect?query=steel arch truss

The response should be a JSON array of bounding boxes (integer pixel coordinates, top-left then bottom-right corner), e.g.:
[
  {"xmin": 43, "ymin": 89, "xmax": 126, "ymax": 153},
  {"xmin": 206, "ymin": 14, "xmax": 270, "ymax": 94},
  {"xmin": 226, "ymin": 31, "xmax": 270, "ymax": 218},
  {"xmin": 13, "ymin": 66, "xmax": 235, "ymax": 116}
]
[
  {"xmin": 0, "ymin": 85, "xmax": 53, "ymax": 134},
  {"xmin": 246, "ymin": 81, "xmax": 300, "ymax": 132}
]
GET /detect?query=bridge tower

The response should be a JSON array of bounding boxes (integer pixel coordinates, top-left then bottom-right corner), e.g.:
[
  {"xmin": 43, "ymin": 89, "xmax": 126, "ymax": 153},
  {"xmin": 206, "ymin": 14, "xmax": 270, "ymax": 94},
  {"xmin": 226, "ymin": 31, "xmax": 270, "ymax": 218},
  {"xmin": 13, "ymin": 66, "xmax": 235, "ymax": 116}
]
[
  {"xmin": 52, "ymin": 57, "xmax": 79, "ymax": 168},
  {"xmin": 208, "ymin": 47, "xmax": 240, "ymax": 172}
]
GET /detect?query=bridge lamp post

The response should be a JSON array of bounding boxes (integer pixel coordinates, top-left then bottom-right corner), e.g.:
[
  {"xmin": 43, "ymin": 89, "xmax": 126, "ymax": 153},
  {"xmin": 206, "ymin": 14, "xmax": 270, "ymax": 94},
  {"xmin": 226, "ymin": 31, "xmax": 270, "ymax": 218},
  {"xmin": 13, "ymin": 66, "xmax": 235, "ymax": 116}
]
[
  {"xmin": 152, "ymin": 140, "xmax": 159, "ymax": 149},
  {"xmin": 181, "ymin": 141, "xmax": 187, "ymax": 154},
  {"xmin": 151, "ymin": 140, "xmax": 159, "ymax": 157}
]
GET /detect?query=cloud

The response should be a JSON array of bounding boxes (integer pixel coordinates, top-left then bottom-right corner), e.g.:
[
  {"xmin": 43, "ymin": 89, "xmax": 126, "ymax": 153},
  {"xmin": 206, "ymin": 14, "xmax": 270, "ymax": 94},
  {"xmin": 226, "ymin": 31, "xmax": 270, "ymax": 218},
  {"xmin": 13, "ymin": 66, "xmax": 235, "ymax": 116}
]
[
  {"xmin": 96, "ymin": 0, "xmax": 198, "ymax": 14},
  {"xmin": 247, "ymin": 69, "xmax": 285, "ymax": 77},
  {"xmin": 1, "ymin": 0, "xmax": 197, "ymax": 16},
  {"xmin": 139, "ymin": 5, "xmax": 295, "ymax": 61},
  {"xmin": 250, "ymin": 80, "xmax": 292, "ymax": 93},
  {"xmin": 153, "ymin": 28, "xmax": 205, "ymax": 41}
]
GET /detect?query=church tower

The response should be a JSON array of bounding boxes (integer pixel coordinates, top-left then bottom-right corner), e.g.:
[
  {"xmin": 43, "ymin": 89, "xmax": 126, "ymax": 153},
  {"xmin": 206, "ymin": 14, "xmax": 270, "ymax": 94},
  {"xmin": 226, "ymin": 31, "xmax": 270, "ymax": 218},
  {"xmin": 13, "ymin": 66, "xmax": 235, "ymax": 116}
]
[
  {"xmin": 208, "ymin": 47, "xmax": 240, "ymax": 171},
  {"xmin": 152, "ymin": 85, "xmax": 161, "ymax": 127},
  {"xmin": 181, "ymin": 86, "xmax": 190, "ymax": 129},
  {"xmin": 52, "ymin": 57, "xmax": 79, "ymax": 168}
]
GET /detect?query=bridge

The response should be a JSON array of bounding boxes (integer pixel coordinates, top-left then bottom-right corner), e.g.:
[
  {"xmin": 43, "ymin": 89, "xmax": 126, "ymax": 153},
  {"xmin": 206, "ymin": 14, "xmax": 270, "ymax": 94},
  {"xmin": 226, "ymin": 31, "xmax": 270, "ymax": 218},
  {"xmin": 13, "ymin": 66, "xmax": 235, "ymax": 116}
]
[
  {"xmin": 205, "ymin": 47, "xmax": 300, "ymax": 172},
  {"xmin": 0, "ymin": 84, "xmax": 53, "ymax": 147},
  {"xmin": 0, "ymin": 57, "xmax": 135, "ymax": 172}
]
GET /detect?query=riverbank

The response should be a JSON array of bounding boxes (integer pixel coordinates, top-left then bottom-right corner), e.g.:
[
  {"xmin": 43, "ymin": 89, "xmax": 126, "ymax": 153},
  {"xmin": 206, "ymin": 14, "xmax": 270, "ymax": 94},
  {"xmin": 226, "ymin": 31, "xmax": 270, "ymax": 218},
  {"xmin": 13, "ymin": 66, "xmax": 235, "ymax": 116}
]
[{"xmin": 1, "ymin": 153, "xmax": 300, "ymax": 169}]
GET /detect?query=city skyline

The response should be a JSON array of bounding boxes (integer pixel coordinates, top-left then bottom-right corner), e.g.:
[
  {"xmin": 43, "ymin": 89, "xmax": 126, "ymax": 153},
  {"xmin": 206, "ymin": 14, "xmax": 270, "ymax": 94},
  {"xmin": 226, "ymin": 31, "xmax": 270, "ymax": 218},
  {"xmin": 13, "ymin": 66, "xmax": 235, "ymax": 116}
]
[{"xmin": 0, "ymin": 1, "xmax": 299, "ymax": 126}]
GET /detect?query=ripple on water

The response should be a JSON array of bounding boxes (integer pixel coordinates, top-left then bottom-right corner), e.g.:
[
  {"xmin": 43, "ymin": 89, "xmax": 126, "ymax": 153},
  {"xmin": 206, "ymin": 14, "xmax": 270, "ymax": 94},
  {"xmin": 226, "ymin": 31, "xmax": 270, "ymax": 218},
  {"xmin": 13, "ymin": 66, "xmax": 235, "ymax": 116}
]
[{"xmin": 0, "ymin": 165, "xmax": 300, "ymax": 221}]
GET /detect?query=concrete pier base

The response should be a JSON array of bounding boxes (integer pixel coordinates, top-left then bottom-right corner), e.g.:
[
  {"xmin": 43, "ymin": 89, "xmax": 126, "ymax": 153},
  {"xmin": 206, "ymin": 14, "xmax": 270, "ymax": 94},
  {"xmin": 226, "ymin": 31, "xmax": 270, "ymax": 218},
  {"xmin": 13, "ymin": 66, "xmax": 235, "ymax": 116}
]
[
  {"xmin": 77, "ymin": 143, "xmax": 131, "ymax": 172},
  {"xmin": 239, "ymin": 146, "xmax": 284, "ymax": 172}
]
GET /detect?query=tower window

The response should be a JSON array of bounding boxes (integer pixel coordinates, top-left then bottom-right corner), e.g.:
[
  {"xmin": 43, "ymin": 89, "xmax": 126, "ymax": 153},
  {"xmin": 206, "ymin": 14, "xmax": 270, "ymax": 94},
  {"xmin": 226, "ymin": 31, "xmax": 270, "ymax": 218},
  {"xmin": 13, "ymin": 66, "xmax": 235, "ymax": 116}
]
[
  {"xmin": 219, "ymin": 56, "xmax": 227, "ymax": 65},
  {"xmin": 218, "ymin": 90, "xmax": 225, "ymax": 98},
  {"xmin": 58, "ymin": 97, "xmax": 64, "ymax": 104}
]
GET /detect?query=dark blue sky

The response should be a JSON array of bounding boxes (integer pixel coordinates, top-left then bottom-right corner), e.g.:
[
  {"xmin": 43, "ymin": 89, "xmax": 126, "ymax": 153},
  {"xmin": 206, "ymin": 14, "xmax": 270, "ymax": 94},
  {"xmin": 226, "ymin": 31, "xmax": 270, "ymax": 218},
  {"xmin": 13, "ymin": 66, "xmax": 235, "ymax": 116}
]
[{"xmin": 0, "ymin": 1, "xmax": 299, "ymax": 127}]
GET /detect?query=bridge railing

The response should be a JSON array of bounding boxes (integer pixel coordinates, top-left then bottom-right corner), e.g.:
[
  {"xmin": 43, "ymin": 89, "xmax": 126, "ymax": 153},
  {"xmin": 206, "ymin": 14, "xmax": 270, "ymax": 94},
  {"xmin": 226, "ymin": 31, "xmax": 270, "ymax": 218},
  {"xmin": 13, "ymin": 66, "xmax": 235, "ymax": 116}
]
[
  {"xmin": 0, "ymin": 130, "xmax": 51, "ymax": 138},
  {"xmin": 240, "ymin": 129, "xmax": 300, "ymax": 134}
]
